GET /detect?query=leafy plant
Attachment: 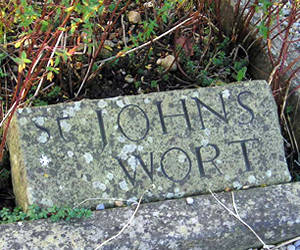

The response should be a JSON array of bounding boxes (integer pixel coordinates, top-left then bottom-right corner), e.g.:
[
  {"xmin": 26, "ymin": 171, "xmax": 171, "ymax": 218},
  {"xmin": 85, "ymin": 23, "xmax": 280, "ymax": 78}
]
[{"xmin": 0, "ymin": 204, "xmax": 92, "ymax": 224}]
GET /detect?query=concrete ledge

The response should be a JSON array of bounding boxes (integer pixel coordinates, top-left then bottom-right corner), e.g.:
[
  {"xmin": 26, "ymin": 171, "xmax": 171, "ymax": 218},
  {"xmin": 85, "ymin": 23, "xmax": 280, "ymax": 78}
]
[{"xmin": 1, "ymin": 182, "xmax": 300, "ymax": 249}]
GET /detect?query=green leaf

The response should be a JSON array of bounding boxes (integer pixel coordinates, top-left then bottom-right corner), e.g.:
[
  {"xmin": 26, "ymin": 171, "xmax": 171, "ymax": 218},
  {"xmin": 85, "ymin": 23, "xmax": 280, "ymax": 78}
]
[
  {"xmin": 236, "ymin": 67, "xmax": 247, "ymax": 81},
  {"xmin": 41, "ymin": 20, "xmax": 49, "ymax": 32}
]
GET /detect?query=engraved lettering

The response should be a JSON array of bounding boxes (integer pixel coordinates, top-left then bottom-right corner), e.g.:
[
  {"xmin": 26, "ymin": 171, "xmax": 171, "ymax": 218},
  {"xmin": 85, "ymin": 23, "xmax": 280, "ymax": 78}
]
[
  {"xmin": 237, "ymin": 91, "xmax": 255, "ymax": 124},
  {"xmin": 195, "ymin": 144, "xmax": 222, "ymax": 177},
  {"xmin": 156, "ymin": 99, "xmax": 191, "ymax": 134},
  {"xmin": 114, "ymin": 153, "xmax": 154, "ymax": 186},
  {"xmin": 192, "ymin": 94, "xmax": 228, "ymax": 129},
  {"xmin": 56, "ymin": 116, "xmax": 70, "ymax": 141},
  {"xmin": 117, "ymin": 104, "xmax": 149, "ymax": 142},
  {"xmin": 160, "ymin": 147, "xmax": 191, "ymax": 183},
  {"xmin": 95, "ymin": 110, "xmax": 108, "ymax": 153},
  {"xmin": 228, "ymin": 138, "xmax": 259, "ymax": 171},
  {"xmin": 33, "ymin": 122, "xmax": 50, "ymax": 143}
]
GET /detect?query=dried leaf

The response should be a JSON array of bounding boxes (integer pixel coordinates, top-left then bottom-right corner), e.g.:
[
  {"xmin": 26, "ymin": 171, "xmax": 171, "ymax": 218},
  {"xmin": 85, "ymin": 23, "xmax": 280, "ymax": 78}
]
[{"xmin": 175, "ymin": 36, "xmax": 194, "ymax": 57}]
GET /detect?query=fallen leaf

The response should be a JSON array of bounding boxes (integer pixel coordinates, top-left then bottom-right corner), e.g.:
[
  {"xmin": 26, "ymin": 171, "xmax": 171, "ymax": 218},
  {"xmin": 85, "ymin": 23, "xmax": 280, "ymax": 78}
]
[{"xmin": 175, "ymin": 36, "xmax": 194, "ymax": 57}]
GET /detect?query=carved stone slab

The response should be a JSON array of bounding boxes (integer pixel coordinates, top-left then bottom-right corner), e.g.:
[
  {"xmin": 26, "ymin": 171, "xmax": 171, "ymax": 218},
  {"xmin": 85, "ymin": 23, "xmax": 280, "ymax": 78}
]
[
  {"xmin": 7, "ymin": 80, "xmax": 291, "ymax": 210},
  {"xmin": 1, "ymin": 183, "xmax": 299, "ymax": 249}
]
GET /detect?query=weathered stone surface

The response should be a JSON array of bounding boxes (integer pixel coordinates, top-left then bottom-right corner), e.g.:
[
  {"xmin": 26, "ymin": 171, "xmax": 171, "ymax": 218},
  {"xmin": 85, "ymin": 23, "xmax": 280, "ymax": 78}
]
[
  {"xmin": 0, "ymin": 183, "xmax": 299, "ymax": 249},
  {"xmin": 7, "ymin": 80, "xmax": 290, "ymax": 210}
]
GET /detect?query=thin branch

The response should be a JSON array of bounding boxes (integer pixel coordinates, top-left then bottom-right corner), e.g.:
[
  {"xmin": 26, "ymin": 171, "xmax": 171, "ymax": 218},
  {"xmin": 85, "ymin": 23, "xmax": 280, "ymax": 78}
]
[
  {"xmin": 75, "ymin": 15, "xmax": 195, "ymax": 97},
  {"xmin": 209, "ymin": 189, "xmax": 273, "ymax": 249},
  {"xmin": 94, "ymin": 186, "xmax": 154, "ymax": 250},
  {"xmin": 33, "ymin": 31, "xmax": 64, "ymax": 97}
]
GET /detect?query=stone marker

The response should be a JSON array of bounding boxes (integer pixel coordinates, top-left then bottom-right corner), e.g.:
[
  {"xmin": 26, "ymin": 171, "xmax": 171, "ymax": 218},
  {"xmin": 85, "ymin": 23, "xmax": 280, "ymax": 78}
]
[
  {"xmin": 1, "ymin": 182, "xmax": 299, "ymax": 249},
  {"xmin": 7, "ymin": 80, "xmax": 291, "ymax": 210}
]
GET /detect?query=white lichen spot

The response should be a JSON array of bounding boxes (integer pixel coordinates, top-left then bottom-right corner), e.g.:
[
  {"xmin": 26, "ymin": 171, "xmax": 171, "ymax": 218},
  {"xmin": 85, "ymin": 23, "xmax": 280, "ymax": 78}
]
[
  {"xmin": 59, "ymin": 185, "xmax": 64, "ymax": 190},
  {"xmin": 178, "ymin": 153, "xmax": 187, "ymax": 163},
  {"xmin": 186, "ymin": 197, "xmax": 194, "ymax": 205},
  {"xmin": 93, "ymin": 181, "xmax": 106, "ymax": 191},
  {"xmin": 107, "ymin": 172, "xmax": 114, "ymax": 180},
  {"xmin": 147, "ymin": 137, "xmax": 153, "ymax": 143},
  {"xmin": 127, "ymin": 197, "xmax": 138, "ymax": 205},
  {"xmin": 61, "ymin": 120, "xmax": 71, "ymax": 132},
  {"xmin": 119, "ymin": 144, "xmax": 137, "ymax": 160},
  {"xmin": 216, "ymin": 159, "xmax": 222, "ymax": 164},
  {"xmin": 84, "ymin": 152, "xmax": 93, "ymax": 164},
  {"xmin": 37, "ymin": 133, "xmax": 48, "ymax": 143},
  {"xmin": 40, "ymin": 155, "xmax": 51, "ymax": 167},
  {"xmin": 114, "ymin": 125, "xmax": 118, "ymax": 130},
  {"xmin": 102, "ymin": 192, "xmax": 109, "ymax": 199},
  {"xmin": 266, "ymin": 170, "xmax": 272, "ymax": 177},
  {"xmin": 63, "ymin": 108, "xmax": 74, "ymax": 117},
  {"xmin": 33, "ymin": 116, "xmax": 45, "ymax": 126},
  {"xmin": 97, "ymin": 100, "xmax": 108, "ymax": 108},
  {"xmin": 248, "ymin": 175, "xmax": 256, "ymax": 184},
  {"xmin": 222, "ymin": 89, "xmax": 230, "ymax": 99},
  {"xmin": 146, "ymin": 191, "xmax": 153, "ymax": 197},
  {"xmin": 201, "ymin": 138, "xmax": 209, "ymax": 146},
  {"xmin": 118, "ymin": 136, "xmax": 126, "ymax": 143},
  {"xmin": 166, "ymin": 193, "xmax": 174, "ymax": 198},
  {"xmin": 40, "ymin": 198, "xmax": 53, "ymax": 207},
  {"xmin": 174, "ymin": 187, "xmax": 180, "ymax": 193},
  {"xmin": 233, "ymin": 181, "xmax": 242, "ymax": 189},
  {"xmin": 191, "ymin": 92, "xmax": 199, "ymax": 98},
  {"xmin": 19, "ymin": 117, "xmax": 28, "ymax": 126},
  {"xmin": 119, "ymin": 180, "xmax": 129, "ymax": 191},
  {"xmin": 74, "ymin": 102, "xmax": 81, "ymax": 111},
  {"xmin": 116, "ymin": 99, "xmax": 125, "ymax": 108},
  {"xmin": 17, "ymin": 109, "xmax": 23, "ymax": 114},
  {"xmin": 67, "ymin": 151, "xmax": 74, "ymax": 158},
  {"xmin": 138, "ymin": 145, "xmax": 144, "ymax": 151},
  {"xmin": 224, "ymin": 175, "xmax": 230, "ymax": 181},
  {"xmin": 180, "ymin": 95, "xmax": 187, "ymax": 100},
  {"xmin": 156, "ymin": 166, "xmax": 162, "ymax": 172},
  {"xmin": 157, "ymin": 186, "xmax": 163, "ymax": 191},
  {"xmin": 204, "ymin": 128, "xmax": 211, "ymax": 136},
  {"xmin": 82, "ymin": 175, "xmax": 87, "ymax": 182},
  {"xmin": 144, "ymin": 98, "xmax": 150, "ymax": 104},
  {"xmin": 128, "ymin": 155, "xmax": 138, "ymax": 170}
]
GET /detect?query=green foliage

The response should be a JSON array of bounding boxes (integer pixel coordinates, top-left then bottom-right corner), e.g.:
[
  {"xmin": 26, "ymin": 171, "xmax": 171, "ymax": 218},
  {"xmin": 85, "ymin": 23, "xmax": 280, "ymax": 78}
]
[
  {"xmin": 234, "ymin": 60, "xmax": 248, "ymax": 81},
  {"xmin": 140, "ymin": 19, "xmax": 159, "ymax": 41},
  {"xmin": 157, "ymin": 0, "xmax": 175, "ymax": 23},
  {"xmin": 255, "ymin": 0, "xmax": 276, "ymax": 39},
  {"xmin": 286, "ymin": 105, "xmax": 293, "ymax": 114},
  {"xmin": 0, "ymin": 168, "xmax": 10, "ymax": 181},
  {"xmin": 212, "ymin": 51, "xmax": 226, "ymax": 66},
  {"xmin": 236, "ymin": 66, "xmax": 247, "ymax": 81},
  {"xmin": 0, "ymin": 204, "xmax": 92, "ymax": 224},
  {"xmin": 47, "ymin": 86, "xmax": 61, "ymax": 98},
  {"xmin": 150, "ymin": 80, "xmax": 158, "ymax": 88},
  {"xmin": 0, "ymin": 53, "xmax": 8, "ymax": 78}
]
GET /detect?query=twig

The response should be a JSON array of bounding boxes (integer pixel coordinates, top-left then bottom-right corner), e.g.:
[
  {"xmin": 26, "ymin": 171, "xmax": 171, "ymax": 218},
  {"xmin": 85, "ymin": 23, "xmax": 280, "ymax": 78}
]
[
  {"xmin": 76, "ymin": 16, "xmax": 196, "ymax": 97},
  {"xmin": 268, "ymin": 63, "xmax": 281, "ymax": 86},
  {"xmin": 0, "ymin": 101, "xmax": 17, "ymax": 128},
  {"xmin": 272, "ymin": 236, "xmax": 300, "ymax": 249},
  {"xmin": 94, "ymin": 187, "xmax": 152, "ymax": 250},
  {"xmin": 209, "ymin": 189, "xmax": 273, "ymax": 249},
  {"xmin": 73, "ymin": 197, "xmax": 137, "ymax": 209},
  {"xmin": 33, "ymin": 31, "xmax": 64, "ymax": 97},
  {"xmin": 121, "ymin": 14, "xmax": 127, "ymax": 47},
  {"xmin": 231, "ymin": 192, "xmax": 241, "ymax": 220}
]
